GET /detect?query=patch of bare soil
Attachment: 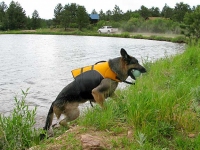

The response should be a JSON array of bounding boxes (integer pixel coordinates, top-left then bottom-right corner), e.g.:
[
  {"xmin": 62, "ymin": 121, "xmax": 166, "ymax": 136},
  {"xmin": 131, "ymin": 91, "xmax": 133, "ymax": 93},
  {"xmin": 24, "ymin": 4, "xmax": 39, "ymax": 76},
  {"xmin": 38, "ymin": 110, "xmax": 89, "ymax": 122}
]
[
  {"xmin": 131, "ymin": 32, "xmax": 181, "ymax": 38},
  {"xmin": 21, "ymin": 30, "xmax": 36, "ymax": 32},
  {"xmin": 29, "ymin": 125, "xmax": 134, "ymax": 150}
]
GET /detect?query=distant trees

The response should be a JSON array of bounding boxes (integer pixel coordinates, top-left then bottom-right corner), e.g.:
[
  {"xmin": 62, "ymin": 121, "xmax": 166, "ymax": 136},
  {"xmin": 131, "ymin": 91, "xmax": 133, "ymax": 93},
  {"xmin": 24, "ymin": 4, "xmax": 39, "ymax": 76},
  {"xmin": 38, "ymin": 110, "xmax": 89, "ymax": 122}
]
[
  {"xmin": 99, "ymin": 9, "xmax": 106, "ymax": 20},
  {"xmin": 91, "ymin": 9, "xmax": 97, "ymax": 14},
  {"xmin": 173, "ymin": 2, "xmax": 192, "ymax": 22},
  {"xmin": 138, "ymin": 5, "xmax": 150, "ymax": 19},
  {"xmin": 0, "ymin": 1, "xmax": 46, "ymax": 30},
  {"xmin": 76, "ymin": 5, "xmax": 89, "ymax": 30},
  {"xmin": 112, "ymin": 5, "xmax": 123, "ymax": 21},
  {"xmin": 182, "ymin": 5, "xmax": 200, "ymax": 40},
  {"xmin": 53, "ymin": 3, "xmax": 63, "ymax": 27},
  {"xmin": 53, "ymin": 3, "xmax": 89, "ymax": 30},
  {"xmin": 0, "ymin": 1, "xmax": 7, "ymax": 30},
  {"xmin": 31, "ymin": 10, "xmax": 40, "ymax": 29},
  {"xmin": 161, "ymin": 4, "xmax": 173, "ymax": 18},
  {"xmin": 150, "ymin": 7, "xmax": 160, "ymax": 17},
  {"xmin": 60, "ymin": 4, "xmax": 71, "ymax": 30},
  {"xmin": 6, "ymin": 1, "xmax": 26, "ymax": 30},
  {"xmin": 105, "ymin": 10, "xmax": 112, "ymax": 21}
]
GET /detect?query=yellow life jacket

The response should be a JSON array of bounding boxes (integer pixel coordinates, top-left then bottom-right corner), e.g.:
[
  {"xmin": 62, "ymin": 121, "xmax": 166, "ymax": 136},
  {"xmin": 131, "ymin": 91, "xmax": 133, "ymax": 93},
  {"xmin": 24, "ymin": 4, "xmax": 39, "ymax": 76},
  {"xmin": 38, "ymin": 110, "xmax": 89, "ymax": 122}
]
[{"xmin": 71, "ymin": 61, "xmax": 120, "ymax": 82}]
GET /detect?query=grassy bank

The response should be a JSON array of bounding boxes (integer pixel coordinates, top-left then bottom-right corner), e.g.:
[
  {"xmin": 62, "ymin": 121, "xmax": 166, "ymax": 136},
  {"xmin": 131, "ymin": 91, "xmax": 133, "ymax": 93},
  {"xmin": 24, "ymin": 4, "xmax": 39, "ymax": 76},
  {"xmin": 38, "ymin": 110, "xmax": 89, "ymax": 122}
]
[
  {"xmin": 28, "ymin": 42, "xmax": 200, "ymax": 149},
  {"xmin": 0, "ymin": 28, "xmax": 186, "ymax": 43}
]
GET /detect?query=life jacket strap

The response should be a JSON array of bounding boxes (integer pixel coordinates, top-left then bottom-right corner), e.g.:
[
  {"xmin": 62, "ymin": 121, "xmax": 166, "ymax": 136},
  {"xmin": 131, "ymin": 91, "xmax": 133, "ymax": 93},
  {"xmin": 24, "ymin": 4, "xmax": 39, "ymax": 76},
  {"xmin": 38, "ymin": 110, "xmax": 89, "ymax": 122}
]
[
  {"xmin": 90, "ymin": 100, "xmax": 94, "ymax": 107},
  {"xmin": 123, "ymin": 80, "xmax": 135, "ymax": 85},
  {"xmin": 116, "ymin": 76, "xmax": 134, "ymax": 85},
  {"xmin": 79, "ymin": 65, "xmax": 94, "ymax": 75}
]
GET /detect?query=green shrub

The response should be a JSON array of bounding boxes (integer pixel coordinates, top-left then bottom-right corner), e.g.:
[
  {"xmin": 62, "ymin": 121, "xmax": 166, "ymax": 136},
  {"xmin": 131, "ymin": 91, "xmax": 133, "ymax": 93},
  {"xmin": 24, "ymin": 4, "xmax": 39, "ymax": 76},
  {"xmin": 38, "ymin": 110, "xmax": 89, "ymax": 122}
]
[
  {"xmin": 132, "ymin": 34, "xmax": 144, "ymax": 39},
  {"xmin": 0, "ymin": 89, "xmax": 39, "ymax": 150},
  {"xmin": 121, "ymin": 32, "xmax": 130, "ymax": 38},
  {"xmin": 121, "ymin": 18, "xmax": 181, "ymax": 34},
  {"xmin": 122, "ymin": 17, "xmax": 143, "ymax": 32},
  {"xmin": 171, "ymin": 35, "xmax": 186, "ymax": 43}
]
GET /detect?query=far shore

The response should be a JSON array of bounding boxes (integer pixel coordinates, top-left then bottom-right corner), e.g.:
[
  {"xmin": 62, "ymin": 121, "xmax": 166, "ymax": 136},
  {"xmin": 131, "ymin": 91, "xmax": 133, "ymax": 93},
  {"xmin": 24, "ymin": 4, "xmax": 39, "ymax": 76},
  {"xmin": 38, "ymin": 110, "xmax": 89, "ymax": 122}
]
[{"xmin": 0, "ymin": 28, "xmax": 186, "ymax": 43}]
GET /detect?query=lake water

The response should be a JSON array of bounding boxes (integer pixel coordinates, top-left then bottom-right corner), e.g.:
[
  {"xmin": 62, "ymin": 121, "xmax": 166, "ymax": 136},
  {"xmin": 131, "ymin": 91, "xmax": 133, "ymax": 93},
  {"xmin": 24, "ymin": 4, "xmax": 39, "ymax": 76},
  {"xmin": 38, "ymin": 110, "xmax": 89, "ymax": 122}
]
[{"xmin": 0, "ymin": 34, "xmax": 185, "ymax": 128}]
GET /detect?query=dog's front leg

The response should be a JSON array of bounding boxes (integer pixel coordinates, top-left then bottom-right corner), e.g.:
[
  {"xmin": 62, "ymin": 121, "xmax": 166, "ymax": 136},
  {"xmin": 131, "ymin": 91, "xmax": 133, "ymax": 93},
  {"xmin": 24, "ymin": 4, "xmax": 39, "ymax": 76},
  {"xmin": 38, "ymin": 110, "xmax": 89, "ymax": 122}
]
[
  {"xmin": 92, "ymin": 79, "xmax": 118, "ymax": 108},
  {"xmin": 92, "ymin": 88, "xmax": 104, "ymax": 108}
]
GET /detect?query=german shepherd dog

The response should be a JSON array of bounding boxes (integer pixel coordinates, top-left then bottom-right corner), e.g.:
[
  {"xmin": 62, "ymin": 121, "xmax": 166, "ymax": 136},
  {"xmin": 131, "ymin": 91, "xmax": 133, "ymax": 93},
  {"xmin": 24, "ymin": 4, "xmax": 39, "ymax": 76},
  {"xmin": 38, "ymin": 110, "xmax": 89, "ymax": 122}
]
[{"xmin": 42, "ymin": 48, "xmax": 146, "ymax": 136}]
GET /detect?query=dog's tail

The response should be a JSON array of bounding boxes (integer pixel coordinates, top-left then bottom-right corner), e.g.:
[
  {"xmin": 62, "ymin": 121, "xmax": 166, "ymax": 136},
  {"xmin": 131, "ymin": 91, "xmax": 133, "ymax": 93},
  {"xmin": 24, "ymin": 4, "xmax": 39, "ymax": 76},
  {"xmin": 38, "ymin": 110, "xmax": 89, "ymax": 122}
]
[
  {"xmin": 40, "ymin": 103, "xmax": 54, "ymax": 140},
  {"xmin": 43, "ymin": 103, "xmax": 54, "ymax": 130}
]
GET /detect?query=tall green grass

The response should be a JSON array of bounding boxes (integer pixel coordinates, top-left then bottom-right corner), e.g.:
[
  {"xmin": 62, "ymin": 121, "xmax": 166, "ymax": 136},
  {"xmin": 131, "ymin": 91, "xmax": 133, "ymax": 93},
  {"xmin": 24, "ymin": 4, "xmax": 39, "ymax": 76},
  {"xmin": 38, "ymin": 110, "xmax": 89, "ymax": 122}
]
[
  {"xmin": 78, "ymin": 42, "xmax": 200, "ymax": 149},
  {"xmin": 0, "ymin": 89, "xmax": 40, "ymax": 150}
]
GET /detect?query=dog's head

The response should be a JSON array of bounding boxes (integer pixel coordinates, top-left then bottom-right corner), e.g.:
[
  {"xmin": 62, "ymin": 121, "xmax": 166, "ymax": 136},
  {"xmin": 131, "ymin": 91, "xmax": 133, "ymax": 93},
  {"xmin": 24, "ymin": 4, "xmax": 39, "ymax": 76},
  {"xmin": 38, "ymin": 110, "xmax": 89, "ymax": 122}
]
[{"xmin": 121, "ymin": 48, "xmax": 146, "ymax": 80}]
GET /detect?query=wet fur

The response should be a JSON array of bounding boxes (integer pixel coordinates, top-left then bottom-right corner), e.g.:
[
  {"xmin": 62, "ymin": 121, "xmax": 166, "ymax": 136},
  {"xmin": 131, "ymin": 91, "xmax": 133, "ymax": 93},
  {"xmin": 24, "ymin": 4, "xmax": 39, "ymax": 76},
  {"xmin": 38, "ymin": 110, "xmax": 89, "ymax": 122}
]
[{"xmin": 42, "ymin": 48, "xmax": 146, "ymax": 137}]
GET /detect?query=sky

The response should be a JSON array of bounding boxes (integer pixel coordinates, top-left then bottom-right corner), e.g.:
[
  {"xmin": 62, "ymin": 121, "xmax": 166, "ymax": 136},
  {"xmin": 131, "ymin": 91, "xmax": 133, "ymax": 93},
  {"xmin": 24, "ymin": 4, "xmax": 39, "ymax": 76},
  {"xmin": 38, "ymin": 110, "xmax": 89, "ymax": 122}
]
[{"xmin": 2, "ymin": 0, "xmax": 199, "ymax": 19}]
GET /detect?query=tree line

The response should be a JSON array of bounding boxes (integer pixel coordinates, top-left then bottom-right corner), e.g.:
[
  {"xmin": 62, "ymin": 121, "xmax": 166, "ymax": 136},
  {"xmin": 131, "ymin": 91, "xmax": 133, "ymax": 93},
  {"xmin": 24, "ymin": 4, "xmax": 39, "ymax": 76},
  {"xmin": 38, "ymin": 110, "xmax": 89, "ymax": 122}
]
[
  {"xmin": 0, "ymin": 1, "xmax": 199, "ymax": 39},
  {"xmin": 0, "ymin": 1, "xmax": 52, "ymax": 30}
]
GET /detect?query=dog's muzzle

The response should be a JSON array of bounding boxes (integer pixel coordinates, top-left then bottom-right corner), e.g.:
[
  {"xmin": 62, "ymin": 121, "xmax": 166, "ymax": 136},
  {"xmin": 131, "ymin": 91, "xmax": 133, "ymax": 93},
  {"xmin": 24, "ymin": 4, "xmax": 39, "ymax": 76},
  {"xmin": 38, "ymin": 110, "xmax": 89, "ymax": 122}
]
[{"xmin": 128, "ymin": 67, "xmax": 146, "ymax": 80}]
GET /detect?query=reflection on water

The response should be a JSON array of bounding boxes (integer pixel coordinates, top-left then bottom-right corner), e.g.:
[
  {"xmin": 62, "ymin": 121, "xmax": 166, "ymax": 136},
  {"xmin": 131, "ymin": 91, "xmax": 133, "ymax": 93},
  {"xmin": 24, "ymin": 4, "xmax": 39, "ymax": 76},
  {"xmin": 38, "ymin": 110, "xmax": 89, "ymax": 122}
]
[{"xmin": 0, "ymin": 34, "xmax": 185, "ymax": 127}]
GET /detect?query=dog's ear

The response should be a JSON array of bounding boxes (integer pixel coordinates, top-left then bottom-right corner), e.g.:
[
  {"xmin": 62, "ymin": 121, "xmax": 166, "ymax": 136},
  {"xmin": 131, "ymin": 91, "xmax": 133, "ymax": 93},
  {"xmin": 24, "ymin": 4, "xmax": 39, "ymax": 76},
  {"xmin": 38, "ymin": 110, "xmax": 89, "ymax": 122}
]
[{"xmin": 121, "ymin": 48, "xmax": 131, "ymax": 63}]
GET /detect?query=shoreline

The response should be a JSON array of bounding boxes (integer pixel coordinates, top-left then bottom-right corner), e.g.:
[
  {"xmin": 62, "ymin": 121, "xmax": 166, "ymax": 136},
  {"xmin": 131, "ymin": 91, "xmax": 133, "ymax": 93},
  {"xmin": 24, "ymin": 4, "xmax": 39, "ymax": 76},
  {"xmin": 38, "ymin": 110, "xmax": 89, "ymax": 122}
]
[{"xmin": 0, "ymin": 29, "xmax": 186, "ymax": 43}]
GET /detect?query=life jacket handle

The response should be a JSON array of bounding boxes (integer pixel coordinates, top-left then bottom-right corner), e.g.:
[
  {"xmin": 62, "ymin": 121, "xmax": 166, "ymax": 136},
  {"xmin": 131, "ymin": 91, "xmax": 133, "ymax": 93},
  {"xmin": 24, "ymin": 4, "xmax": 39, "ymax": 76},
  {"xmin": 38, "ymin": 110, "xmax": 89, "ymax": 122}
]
[{"xmin": 95, "ymin": 61, "xmax": 106, "ymax": 65}]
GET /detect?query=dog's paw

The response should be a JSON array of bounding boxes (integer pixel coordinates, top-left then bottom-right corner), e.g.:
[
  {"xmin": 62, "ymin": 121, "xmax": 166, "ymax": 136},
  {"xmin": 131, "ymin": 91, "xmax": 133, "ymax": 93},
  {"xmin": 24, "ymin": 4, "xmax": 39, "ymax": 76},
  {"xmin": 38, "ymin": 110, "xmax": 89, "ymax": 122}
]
[
  {"xmin": 47, "ymin": 128, "xmax": 54, "ymax": 137},
  {"xmin": 39, "ymin": 133, "xmax": 46, "ymax": 140}
]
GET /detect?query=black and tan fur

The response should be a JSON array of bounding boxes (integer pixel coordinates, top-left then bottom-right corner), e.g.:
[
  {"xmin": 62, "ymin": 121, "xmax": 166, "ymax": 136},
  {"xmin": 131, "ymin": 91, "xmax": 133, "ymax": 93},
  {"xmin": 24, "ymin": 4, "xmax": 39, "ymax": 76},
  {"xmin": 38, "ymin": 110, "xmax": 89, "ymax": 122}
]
[{"xmin": 42, "ymin": 48, "xmax": 146, "ymax": 135}]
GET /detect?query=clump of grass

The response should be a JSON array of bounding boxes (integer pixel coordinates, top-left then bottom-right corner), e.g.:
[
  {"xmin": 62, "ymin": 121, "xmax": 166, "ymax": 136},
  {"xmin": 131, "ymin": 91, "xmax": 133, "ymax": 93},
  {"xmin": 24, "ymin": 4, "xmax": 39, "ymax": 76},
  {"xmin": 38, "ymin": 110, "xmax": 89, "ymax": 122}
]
[
  {"xmin": 0, "ymin": 89, "xmax": 40, "ymax": 150},
  {"xmin": 132, "ymin": 34, "xmax": 144, "ymax": 39},
  {"xmin": 171, "ymin": 35, "xmax": 186, "ymax": 43},
  {"xmin": 191, "ymin": 86, "xmax": 200, "ymax": 116},
  {"xmin": 121, "ymin": 32, "xmax": 130, "ymax": 38}
]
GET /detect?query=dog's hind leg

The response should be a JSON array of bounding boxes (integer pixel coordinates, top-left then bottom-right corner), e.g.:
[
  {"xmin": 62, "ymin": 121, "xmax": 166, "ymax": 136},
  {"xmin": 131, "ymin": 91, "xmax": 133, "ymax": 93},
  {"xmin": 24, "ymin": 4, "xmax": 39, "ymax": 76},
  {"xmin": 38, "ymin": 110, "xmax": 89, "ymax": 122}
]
[
  {"xmin": 53, "ymin": 105, "xmax": 62, "ymax": 120},
  {"xmin": 59, "ymin": 102, "xmax": 80, "ymax": 126}
]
